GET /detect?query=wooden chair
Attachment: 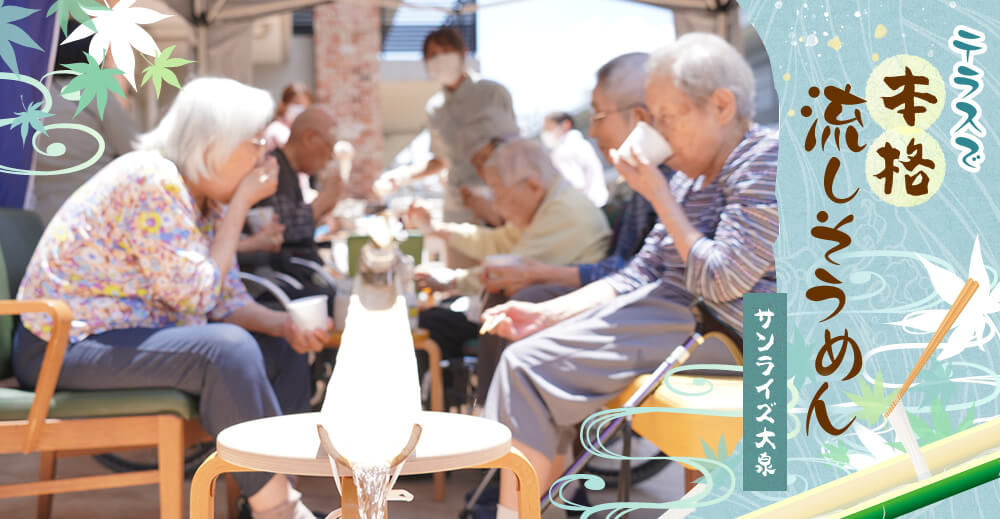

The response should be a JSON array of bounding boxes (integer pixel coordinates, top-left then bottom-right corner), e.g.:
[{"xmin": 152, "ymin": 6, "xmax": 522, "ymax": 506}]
[
  {"xmin": 605, "ymin": 328, "xmax": 744, "ymax": 494},
  {"xmin": 0, "ymin": 208, "xmax": 229, "ymax": 519}
]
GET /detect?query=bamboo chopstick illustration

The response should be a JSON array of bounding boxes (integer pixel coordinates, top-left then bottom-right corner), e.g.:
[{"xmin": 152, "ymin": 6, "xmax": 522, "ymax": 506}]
[{"xmin": 884, "ymin": 278, "xmax": 979, "ymax": 420}]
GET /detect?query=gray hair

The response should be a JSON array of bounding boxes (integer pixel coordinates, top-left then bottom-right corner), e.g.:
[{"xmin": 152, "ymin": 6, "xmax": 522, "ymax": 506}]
[
  {"xmin": 135, "ymin": 77, "xmax": 275, "ymax": 183},
  {"xmin": 483, "ymin": 138, "xmax": 560, "ymax": 189},
  {"xmin": 647, "ymin": 33, "xmax": 755, "ymax": 120},
  {"xmin": 595, "ymin": 52, "xmax": 650, "ymax": 110}
]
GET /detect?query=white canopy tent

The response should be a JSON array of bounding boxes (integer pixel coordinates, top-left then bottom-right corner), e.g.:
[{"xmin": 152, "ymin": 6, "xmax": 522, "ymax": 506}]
[
  {"xmin": 133, "ymin": 0, "xmax": 745, "ymax": 161},
  {"xmin": 147, "ymin": 0, "xmax": 741, "ymax": 80}
]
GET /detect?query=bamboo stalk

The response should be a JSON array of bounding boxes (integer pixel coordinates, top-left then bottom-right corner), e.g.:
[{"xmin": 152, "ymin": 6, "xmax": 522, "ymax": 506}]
[
  {"xmin": 841, "ymin": 450, "xmax": 1000, "ymax": 518},
  {"xmin": 884, "ymin": 278, "xmax": 978, "ymax": 419}
]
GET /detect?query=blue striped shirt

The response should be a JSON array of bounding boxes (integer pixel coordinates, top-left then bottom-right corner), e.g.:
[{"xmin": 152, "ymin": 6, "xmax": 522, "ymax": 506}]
[{"xmin": 604, "ymin": 124, "xmax": 779, "ymax": 332}]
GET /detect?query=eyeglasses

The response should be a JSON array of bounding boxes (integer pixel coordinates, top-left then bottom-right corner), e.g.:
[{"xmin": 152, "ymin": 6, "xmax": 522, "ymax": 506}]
[{"xmin": 590, "ymin": 103, "xmax": 646, "ymax": 123}]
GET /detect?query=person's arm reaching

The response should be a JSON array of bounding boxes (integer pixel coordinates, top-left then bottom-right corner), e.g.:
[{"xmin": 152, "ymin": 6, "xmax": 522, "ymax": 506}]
[
  {"xmin": 311, "ymin": 170, "xmax": 343, "ymax": 221},
  {"xmin": 481, "ymin": 279, "xmax": 618, "ymax": 341},
  {"xmin": 224, "ymin": 303, "xmax": 331, "ymax": 354},
  {"xmin": 211, "ymin": 157, "xmax": 279, "ymax": 274}
]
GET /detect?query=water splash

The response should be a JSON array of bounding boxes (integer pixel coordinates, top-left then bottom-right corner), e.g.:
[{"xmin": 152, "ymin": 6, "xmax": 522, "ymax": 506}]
[{"xmin": 353, "ymin": 464, "xmax": 393, "ymax": 519}]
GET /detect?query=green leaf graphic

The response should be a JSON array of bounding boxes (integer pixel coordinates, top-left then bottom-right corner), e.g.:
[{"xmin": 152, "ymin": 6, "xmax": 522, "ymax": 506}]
[
  {"xmin": 140, "ymin": 45, "xmax": 193, "ymax": 97},
  {"xmin": 62, "ymin": 51, "xmax": 125, "ymax": 119},
  {"xmin": 907, "ymin": 398, "xmax": 977, "ymax": 445},
  {"xmin": 845, "ymin": 371, "xmax": 895, "ymax": 426},
  {"xmin": 46, "ymin": 0, "xmax": 107, "ymax": 35},
  {"xmin": 9, "ymin": 97, "xmax": 52, "ymax": 144},
  {"xmin": 0, "ymin": 1, "xmax": 42, "ymax": 74},
  {"xmin": 822, "ymin": 440, "xmax": 850, "ymax": 465},
  {"xmin": 911, "ymin": 358, "xmax": 956, "ymax": 408}
]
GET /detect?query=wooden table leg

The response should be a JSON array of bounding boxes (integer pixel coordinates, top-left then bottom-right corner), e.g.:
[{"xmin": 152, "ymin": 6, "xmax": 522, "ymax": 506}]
[
  {"xmin": 473, "ymin": 447, "xmax": 541, "ymax": 519},
  {"xmin": 340, "ymin": 477, "xmax": 361, "ymax": 519},
  {"xmin": 190, "ymin": 452, "xmax": 257, "ymax": 519},
  {"xmin": 415, "ymin": 336, "xmax": 447, "ymax": 503}
]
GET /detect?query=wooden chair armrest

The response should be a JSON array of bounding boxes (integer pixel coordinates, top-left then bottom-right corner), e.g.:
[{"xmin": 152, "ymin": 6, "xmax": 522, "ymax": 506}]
[
  {"xmin": 702, "ymin": 330, "xmax": 743, "ymax": 366},
  {"xmin": 0, "ymin": 298, "xmax": 73, "ymax": 453}
]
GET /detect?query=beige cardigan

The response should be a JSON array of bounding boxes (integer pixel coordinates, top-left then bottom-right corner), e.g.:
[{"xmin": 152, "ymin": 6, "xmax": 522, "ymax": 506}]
[{"xmin": 442, "ymin": 179, "xmax": 611, "ymax": 293}]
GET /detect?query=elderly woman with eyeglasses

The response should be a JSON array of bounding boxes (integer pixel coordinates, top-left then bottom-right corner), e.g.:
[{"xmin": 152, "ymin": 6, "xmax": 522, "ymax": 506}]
[
  {"xmin": 479, "ymin": 33, "xmax": 779, "ymax": 517},
  {"xmin": 14, "ymin": 77, "xmax": 329, "ymax": 519}
]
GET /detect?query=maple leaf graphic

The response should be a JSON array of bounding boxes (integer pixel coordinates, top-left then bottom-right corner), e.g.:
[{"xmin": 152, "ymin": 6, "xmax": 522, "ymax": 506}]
[{"xmin": 62, "ymin": 0, "xmax": 171, "ymax": 90}]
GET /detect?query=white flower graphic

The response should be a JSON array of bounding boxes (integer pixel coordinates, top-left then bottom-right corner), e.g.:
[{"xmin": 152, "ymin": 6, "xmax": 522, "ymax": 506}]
[
  {"xmin": 891, "ymin": 237, "xmax": 998, "ymax": 360},
  {"xmin": 63, "ymin": 0, "xmax": 171, "ymax": 90}
]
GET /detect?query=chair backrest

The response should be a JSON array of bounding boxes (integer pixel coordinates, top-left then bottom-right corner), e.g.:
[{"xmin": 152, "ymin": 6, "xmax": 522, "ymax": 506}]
[
  {"xmin": 0, "ymin": 208, "xmax": 45, "ymax": 298},
  {"xmin": 0, "ymin": 208, "xmax": 45, "ymax": 379},
  {"xmin": 0, "ymin": 241, "xmax": 12, "ymax": 380}
]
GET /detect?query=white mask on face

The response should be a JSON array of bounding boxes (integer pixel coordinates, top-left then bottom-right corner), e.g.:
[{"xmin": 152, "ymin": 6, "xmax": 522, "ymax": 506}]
[
  {"xmin": 540, "ymin": 130, "xmax": 560, "ymax": 149},
  {"xmin": 426, "ymin": 52, "xmax": 465, "ymax": 87},
  {"xmin": 284, "ymin": 103, "xmax": 307, "ymax": 122}
]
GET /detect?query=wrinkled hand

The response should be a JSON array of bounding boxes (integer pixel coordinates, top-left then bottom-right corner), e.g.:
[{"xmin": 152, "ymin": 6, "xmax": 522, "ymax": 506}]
[
  {"xmin": 414, "ymin": 266, "xmax": 457, "ymax": 292},
  {"xmin": 282, "ymin": 315, "xmax": 334, "ymax": 354},
  {"xmin": 481, "ymin": 258, "xmax": 545, "ymax": 296},
  {"xmin": 235, "ymin": 155, "xmax": 279, "ymax": 206},
  {"xmin": 405, "ymin": 202, "xmax": 434, "ymax": 233},
  {"xmin": 479, "ymin": 301, "xmax": 556, "ymax": 341},
  {"xmin": 460, "ymin": 186, "xmax": 502, "ymax": 226},
  {"xmin": 611, "ymin": 148, "xmax": 670, "ymax": 204}
]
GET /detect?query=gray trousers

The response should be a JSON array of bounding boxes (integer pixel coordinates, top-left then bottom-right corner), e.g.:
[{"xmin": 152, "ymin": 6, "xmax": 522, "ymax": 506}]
[
  {"xmin": 477, "ymin": 284, "xmax": 573, "ymax": 404},
  {"xmin": 13, "ymin": 323, "xmax": 311, "ymax": 496},
  {"xmin": 482, "ymin": 281, "xmax": 695, "ymax": 459}
]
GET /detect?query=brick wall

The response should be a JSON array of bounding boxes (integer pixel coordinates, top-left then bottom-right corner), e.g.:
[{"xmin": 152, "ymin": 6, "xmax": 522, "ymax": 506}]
[{"xmin": 313, "ymin": 3, "xmax": 383, "ymax": 199}]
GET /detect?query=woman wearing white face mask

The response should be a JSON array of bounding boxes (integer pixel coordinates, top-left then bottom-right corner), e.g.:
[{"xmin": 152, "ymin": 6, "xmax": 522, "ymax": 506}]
[
  {"xmin": 264, "ymin": 82, "xmax": 314, "ymax": 151},
  {"xmin": 378, "ymin": 27, "xmax": 519, "ymax": 268}
]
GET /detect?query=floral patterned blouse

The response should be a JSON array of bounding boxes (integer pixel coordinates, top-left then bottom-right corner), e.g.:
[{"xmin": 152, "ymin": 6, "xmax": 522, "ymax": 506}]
[{"xmin": 18, "ymin": 150, "xmax": 253, "ymax": 343}]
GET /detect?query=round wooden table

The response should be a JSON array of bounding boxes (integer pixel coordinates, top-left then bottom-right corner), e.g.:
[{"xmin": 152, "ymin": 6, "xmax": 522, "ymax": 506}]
[{"xmin": 189, "ymin": 411, "xmax": 540, "ymax": 518}]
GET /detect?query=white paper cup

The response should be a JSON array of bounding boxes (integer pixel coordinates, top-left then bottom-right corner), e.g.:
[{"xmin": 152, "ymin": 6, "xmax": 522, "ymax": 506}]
[
  {"xmin": 484, "ymin": 254, "xmax": 522, "ymax": 280},
  {"xmin": 287, "ymin": 295, "xmax": 329, "ymax": 332},
  {"xmin": 484, "ymin": 254, "xmax": 522, "ymax": 267},
  {"xmin": 615, "ymin": 121, "xmax": 673, "ymax": 167},
  {"xmin": 247, "ymin": 207, "xmax": 275, "ymax": 233}
]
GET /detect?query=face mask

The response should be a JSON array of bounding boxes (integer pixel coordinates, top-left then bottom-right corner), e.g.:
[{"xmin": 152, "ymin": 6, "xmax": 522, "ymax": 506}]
[
  {"xmin": 284, "ymin": 103, "xmax": 306, "ymax": 122},
  {"xmin": 540, "ymin": 130, "xmax": 560, "ymax": 149},
  {"xmin": 426, "ymin": 53, "xmax": 465, "ymax": 87}
]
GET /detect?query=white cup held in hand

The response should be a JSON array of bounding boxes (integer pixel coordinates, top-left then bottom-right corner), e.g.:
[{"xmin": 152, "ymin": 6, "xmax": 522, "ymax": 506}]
[
  {"xmin": 286, "ymin": 295, "xmax": 329, "ymax": 332},
  {"xmin": 614, "ymin": 121, "xmax": 673, "ymax": 167},
  {"xmin": 247, "ymin": 207, "xmax": 275, "ymax": 233},
  {"xmin": 484, "ymin": 254, "xmax": 522, "ymax": 279}
]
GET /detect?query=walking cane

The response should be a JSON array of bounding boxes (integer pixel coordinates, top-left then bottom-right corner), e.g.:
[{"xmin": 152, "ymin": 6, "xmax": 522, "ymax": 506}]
[{"xmin": 540, "ymin": 298, "xmax": 742, "ymax": 512}]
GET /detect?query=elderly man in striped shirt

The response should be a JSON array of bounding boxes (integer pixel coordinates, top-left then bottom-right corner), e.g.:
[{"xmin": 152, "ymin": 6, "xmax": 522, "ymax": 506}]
[{"xmin": 480, "ymin": 33, "xmax": 780, "ymax": 518}]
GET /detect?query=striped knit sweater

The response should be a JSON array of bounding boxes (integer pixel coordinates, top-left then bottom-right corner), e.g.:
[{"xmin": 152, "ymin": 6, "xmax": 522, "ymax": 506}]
[{"xmin": 604, "ymin": 124, "xmax": 779, "ymax": 333}]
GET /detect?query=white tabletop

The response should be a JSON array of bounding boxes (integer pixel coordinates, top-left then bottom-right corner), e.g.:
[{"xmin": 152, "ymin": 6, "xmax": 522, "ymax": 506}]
[{"xmin": 216, "ymin": 411, "xmax": 511, "ymax": 477}]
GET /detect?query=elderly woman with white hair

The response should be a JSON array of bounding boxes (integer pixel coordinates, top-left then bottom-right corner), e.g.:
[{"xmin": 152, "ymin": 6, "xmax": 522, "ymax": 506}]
[
  {"xmin": 14, "ymin": 77, "xmax": 329, "ymax": 519},
  {"xmin": 405, "ymin": 139, "xmax": 610, "ymax": 384},
  {"xmin": 480, "ymin": 33, "xmax": 779, "ymax": 517}
]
